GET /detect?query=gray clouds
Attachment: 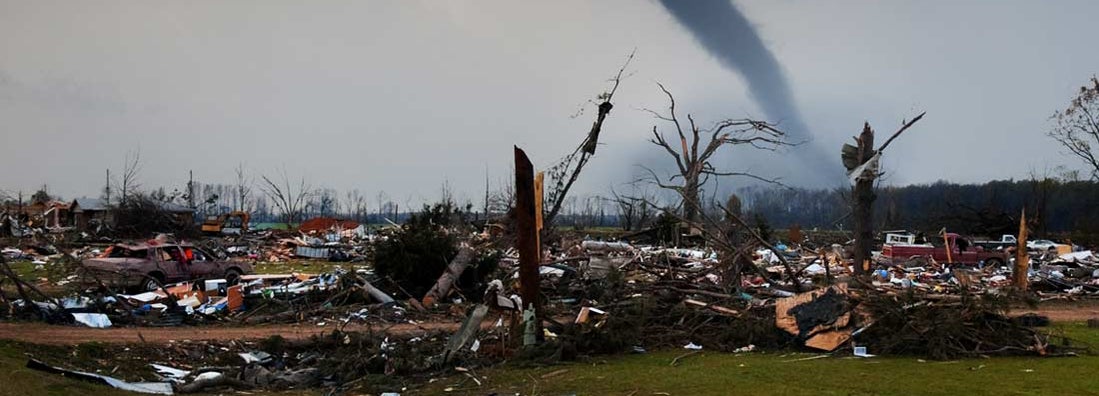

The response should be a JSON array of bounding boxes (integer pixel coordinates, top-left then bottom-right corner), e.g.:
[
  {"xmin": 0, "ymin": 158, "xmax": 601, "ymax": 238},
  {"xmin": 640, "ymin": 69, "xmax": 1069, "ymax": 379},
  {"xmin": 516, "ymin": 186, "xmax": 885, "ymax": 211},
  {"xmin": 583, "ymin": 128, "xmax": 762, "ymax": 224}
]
[{"xmin": 0, "ymin": 0, "xmax": 1096, "ymax": 204}]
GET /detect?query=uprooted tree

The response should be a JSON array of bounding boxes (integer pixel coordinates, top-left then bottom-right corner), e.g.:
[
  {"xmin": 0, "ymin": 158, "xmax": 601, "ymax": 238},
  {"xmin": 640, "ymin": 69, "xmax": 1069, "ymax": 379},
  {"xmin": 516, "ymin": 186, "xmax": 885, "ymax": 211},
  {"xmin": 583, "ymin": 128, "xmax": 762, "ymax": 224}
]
[
  {"xmin": 644, "ymin": 83, "xmax": 791, "ymax": 224},
  {"xmin": 1049, "ymin": 76, "xmax": 1099, "ymax": 180},
  {"xmin": 373, "ymin": 201, "xmax": 499, "ymax": 300}
]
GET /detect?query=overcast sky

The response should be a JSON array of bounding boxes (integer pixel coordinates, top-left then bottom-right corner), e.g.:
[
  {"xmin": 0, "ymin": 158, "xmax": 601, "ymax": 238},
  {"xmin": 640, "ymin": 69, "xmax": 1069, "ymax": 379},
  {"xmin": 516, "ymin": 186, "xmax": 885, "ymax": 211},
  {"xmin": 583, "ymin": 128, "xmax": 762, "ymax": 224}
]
[{"xmin": 1, "ymin": 0, "xmax": 1096, "ymax": 206}]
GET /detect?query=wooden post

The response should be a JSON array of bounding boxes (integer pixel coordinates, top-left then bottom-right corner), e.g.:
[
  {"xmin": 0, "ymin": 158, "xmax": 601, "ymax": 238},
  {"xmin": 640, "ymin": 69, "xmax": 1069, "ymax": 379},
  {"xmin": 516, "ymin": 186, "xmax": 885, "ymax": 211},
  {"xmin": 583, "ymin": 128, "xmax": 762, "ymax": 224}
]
[
  {"xmin": 514, "ymin": 147, "xmax": 542, "ymax": 343},
  {"xmin": 851, "ymin": 123, "xmax": 875, "ymax": 275},
  {"xmin": 943, "ymin": 230, "xmax": 953, "ymax": 263},
  {"xmin": 534, "ymin": 171, "xmax": 544, "ymax": 261},
  {"xmin": 1015, "ymin": 209, "xmax": 1029, "ymax": 291}
]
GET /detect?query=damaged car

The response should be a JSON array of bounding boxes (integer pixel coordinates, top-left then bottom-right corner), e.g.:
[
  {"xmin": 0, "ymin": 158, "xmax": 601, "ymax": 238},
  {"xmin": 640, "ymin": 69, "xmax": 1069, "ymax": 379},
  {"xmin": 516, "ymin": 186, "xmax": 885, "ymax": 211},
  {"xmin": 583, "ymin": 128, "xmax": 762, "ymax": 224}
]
[{"xmin": 80, "ymin": 242, "xmax": 253, "ymax": 291}]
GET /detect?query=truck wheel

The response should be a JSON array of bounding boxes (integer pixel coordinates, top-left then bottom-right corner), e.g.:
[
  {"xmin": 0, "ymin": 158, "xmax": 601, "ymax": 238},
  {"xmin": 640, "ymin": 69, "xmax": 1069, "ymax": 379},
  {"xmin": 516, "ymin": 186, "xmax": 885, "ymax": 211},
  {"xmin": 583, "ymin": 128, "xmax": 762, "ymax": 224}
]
[
  {"xmin": 225, "ymin": 269, "xmax": 242, "ymax": 286},
  {"xmin": 143, "ymin": 273, "xmax": 165, "ymax": 292}
]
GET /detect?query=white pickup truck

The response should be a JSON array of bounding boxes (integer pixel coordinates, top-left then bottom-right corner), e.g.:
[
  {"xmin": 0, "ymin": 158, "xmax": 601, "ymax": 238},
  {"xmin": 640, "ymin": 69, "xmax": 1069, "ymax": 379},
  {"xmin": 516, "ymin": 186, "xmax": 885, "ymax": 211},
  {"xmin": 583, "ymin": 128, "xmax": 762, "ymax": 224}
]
[{"xmin": 973, "ymin": 235, "xmax": 1017, "ymax": 250}]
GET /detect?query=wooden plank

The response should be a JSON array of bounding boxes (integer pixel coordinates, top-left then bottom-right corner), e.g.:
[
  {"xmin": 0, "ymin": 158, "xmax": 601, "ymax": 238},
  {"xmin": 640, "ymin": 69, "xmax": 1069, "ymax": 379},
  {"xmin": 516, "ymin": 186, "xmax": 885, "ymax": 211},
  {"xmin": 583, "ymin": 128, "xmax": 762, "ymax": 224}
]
[{"xmin": 804, "ymin": 329, "xmax": 852, "ymax": 351}]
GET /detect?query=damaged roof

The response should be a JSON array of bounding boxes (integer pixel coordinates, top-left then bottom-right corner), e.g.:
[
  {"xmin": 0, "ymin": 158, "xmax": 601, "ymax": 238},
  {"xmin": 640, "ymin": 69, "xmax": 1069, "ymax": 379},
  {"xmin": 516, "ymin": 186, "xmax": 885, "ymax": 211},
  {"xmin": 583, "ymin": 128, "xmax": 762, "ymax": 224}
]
[{"xmin": 71, "ymin": 198, "xmax": 108, "ymax": 212}]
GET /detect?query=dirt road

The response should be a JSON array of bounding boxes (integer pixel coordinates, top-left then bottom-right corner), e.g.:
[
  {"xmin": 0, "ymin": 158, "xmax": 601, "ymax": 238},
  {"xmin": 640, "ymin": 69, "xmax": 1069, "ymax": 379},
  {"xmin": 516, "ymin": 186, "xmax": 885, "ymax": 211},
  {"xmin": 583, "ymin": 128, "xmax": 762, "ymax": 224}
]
[
  {"xmin": 1015, "ymin": 303, "xmax": 1099, "ymax": 322},
  {"xmin": 0, "ymin": 302, "xmax": 1095, "ymax": 346}
]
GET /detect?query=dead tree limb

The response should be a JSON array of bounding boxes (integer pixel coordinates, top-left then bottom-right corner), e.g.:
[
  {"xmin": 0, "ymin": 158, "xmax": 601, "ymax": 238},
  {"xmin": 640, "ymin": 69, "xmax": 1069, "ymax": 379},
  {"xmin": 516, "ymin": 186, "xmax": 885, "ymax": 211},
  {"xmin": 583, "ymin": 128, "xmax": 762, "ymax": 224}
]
[{"xmin": 544, "ymin": 50, "xmax": 634, "ymax": 226}]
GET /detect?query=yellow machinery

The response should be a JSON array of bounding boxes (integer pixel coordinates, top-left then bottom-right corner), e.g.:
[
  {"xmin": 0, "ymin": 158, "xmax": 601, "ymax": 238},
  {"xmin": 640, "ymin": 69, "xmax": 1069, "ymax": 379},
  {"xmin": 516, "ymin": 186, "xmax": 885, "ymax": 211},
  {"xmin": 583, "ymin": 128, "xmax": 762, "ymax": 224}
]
[{"xmin": 201, "ymin": 211, "xmax": 250, "ymax": 235}]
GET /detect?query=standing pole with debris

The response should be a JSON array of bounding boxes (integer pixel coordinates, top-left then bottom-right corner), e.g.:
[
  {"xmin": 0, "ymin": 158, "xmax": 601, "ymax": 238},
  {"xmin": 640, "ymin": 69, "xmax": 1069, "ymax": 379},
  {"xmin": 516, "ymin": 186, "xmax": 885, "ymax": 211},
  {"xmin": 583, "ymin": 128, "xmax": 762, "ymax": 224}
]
[
  {"xmin": 514, "ymin": 146, "xmax": 542, "ymax": 344},
  {"xmin": 851, "ymin": 124, "xmax": 876, "ymax": 275},
  {"xmin": 842, "ymin": 113, "xmax": 925, "ymax": 276}
]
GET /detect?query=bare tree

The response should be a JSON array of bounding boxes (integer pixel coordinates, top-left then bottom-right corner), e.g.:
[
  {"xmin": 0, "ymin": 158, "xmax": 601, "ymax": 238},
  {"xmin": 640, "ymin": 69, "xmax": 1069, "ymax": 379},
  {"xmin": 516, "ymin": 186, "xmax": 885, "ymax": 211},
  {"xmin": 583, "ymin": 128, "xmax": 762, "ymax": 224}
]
[
  {"xmin": 1050, "ymin": 76, "xmax": 1099, "ymax": 180},
  {"xmin": 440, "ymin": 179, "xmax": 454, "ymax": 206},
  {"xmin": 314, "ymin": 188, "xmax": 338, "ymax": 217},
  {"xmin": 375, "ymin": 191, "xmax": 389, "ymax": 222},
  {"xmin": 234, "ymin": 162, "xmax": 253, "ymax": 212},
  {"xmin": 487, "ymin": 170, "xmax": 516, "ymax": 217},
  {"xmin": 345, "ymin": 189, "xmax": 368, "ymax": 223},
  {"xmin": 113, "ymin": 149, "xmax": 142, "ymax": 205},
  {"xmin": 609, "ymin": 184, "xmax": 658, "ymax": 231},
  {"xmin": 259, "ymin": 168, "xmax": 312, "ymax": 225},
  {"xmin": 644, "ymin": 83, "xmax": 790, "ymax": 224}
]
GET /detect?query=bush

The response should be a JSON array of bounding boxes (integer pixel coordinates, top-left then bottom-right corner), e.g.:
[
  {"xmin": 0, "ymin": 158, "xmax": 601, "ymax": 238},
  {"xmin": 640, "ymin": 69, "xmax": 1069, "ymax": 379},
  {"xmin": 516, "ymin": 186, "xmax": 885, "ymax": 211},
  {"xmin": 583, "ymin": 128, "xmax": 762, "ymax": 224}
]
[{"xmin": 372, "ymin": 202, "xmax": 465, "ymax": 298}]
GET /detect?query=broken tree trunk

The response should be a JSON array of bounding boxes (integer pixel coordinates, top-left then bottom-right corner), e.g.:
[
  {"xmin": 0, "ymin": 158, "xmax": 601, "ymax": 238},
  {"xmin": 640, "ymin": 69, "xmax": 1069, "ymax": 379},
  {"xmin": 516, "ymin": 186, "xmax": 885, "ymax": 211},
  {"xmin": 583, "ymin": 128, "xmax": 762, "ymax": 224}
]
[
  {"xmin": 515, "ymin": 146, "xmax": 543, "ymax": 343},
  {"xmin": 852, "ymin": 123, "xmax": 875, "ymax": 276},
  {"xmin": 362, "ymin": 279, "xmax": 395, "ymax": 305},
  {"xmin": 843, "ymin": 113, "xmax": 924, "ymax": 277},
  {"xmin": 421, "ymin": 244, "xmax": 475, "ymax": 308}
]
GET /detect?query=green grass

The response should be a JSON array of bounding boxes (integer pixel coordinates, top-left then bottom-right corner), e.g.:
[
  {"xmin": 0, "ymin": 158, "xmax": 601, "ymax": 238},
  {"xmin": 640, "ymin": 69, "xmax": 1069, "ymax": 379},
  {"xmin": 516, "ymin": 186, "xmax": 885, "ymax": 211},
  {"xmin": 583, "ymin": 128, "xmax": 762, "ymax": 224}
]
[
  {"xmin": 4, "ymin": 323, "xmax": 1099, "ymax": 395},
  {"xmin": 6, "ymin": 260, "xmax": 45, "ymax": 280},
  {"xmin": 418, "ymin": 322, "xmax": 1099, "ymax": 395},
  {"xmin": 0, "ymin": 341, "xmax": 135, "ymax": 396},
  {"xmin": 252, "ymin": 260, "xmax": 370, "ymax": 275}
]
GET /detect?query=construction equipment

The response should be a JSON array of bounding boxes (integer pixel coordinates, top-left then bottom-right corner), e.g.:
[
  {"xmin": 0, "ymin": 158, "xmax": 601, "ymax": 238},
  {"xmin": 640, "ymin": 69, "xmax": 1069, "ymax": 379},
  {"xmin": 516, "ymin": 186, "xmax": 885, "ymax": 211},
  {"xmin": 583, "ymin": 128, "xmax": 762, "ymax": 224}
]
[{"xmin": 201, "ymin": 211, "xmax": 250, "ymax": 235}]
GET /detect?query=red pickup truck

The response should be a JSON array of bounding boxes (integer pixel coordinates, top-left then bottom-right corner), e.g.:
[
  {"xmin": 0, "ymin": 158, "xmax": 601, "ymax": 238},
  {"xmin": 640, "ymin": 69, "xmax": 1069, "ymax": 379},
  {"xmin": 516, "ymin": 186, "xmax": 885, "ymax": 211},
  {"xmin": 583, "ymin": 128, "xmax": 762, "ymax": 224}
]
[{"xmin": 882, "ymin": 233, "xmax": 1008, "ymax": 266}]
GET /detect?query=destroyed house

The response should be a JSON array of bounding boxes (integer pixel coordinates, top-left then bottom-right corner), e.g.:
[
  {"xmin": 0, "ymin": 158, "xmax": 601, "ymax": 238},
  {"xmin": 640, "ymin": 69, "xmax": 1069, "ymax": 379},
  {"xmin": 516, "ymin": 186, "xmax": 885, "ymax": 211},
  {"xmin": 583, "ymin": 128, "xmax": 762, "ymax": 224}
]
[
  {"xmin": 69, "ymin": 198, "xmax": 112, "ymax": 230},
  {"xmin": 2, "ymin": 200, "xmax": 70, "ymax": 228},
  {"xmin": 159, "ymin": 202, "xmax": 196, "ymax": 225},
  {"xmin": 70, "ymin": 198, "xmax": 196, "ymax": 230}
]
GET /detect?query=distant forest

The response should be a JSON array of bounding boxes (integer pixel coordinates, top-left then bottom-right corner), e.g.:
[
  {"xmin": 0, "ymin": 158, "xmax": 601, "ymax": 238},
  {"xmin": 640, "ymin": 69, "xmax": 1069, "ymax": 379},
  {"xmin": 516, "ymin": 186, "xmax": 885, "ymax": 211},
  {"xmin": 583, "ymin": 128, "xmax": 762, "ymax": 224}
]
[{"xmin": 737, "ymin": 179, "xmax": 1099, "ymax": 239}]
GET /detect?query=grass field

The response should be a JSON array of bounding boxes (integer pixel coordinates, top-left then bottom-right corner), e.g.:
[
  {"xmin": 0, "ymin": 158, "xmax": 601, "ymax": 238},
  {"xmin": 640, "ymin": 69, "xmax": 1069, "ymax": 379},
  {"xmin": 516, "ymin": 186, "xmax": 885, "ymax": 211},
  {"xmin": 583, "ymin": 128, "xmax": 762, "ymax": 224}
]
[
  {"xmin": 419, "ymin": 321, "xmax": 1099, "ymax": 395},
  {"xmin": 2, "ymin": 322, "xmax": 1097, "ymax": 395}
]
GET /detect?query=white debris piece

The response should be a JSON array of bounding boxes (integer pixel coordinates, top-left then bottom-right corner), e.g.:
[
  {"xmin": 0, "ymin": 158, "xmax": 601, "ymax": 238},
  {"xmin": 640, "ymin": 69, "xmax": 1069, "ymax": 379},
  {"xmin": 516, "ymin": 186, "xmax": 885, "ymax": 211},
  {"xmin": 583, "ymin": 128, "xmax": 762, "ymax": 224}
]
[{"xmin": 72, "ymin": 313, "xmax": 112, "ymax": 328}]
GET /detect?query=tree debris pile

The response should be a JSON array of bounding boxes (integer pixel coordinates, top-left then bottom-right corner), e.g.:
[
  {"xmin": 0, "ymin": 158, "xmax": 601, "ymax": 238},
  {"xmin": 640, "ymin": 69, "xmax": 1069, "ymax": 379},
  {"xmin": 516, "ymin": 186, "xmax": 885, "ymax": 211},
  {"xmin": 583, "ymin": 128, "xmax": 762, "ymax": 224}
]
[
  {"xmin": 854, "ymin": 291, "xmax": 1081, "ymax": 359},
  {"xmin": 22, "ymin": 330, "xmax": 471, "ymax": 395}
]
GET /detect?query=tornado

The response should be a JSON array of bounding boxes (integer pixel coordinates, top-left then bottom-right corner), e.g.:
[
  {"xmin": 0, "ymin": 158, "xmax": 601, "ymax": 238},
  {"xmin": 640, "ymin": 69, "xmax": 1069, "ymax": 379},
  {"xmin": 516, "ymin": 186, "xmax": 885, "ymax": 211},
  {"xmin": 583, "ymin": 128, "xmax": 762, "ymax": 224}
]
[{"xmin": 659, "ymin": 0, "xmax": 840, "ymax": 186}]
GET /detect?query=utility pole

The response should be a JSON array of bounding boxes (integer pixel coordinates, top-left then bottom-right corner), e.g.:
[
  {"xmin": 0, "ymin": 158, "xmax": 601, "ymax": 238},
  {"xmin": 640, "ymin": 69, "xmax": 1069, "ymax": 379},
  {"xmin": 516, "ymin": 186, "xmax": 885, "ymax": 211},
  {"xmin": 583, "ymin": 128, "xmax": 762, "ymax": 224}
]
[
  {"xmin": 105, "ymin": 169, "xmax": 111, "ymax": 204},
  {"xmin": 187, "ymin": 170, "xmax": 196, "ymax": 209},
  {"xmin": 483, "ymin": 167, "xmax": 490, "ymax": 221}
]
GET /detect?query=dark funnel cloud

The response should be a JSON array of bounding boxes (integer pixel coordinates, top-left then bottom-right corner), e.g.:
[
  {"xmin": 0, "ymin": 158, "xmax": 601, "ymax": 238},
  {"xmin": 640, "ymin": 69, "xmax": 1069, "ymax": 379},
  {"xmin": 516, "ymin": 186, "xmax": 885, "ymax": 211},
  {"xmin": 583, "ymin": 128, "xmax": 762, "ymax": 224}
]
[{"xmin": 659, "ymin": 0, "xmax": 841, "ymax": 186}]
